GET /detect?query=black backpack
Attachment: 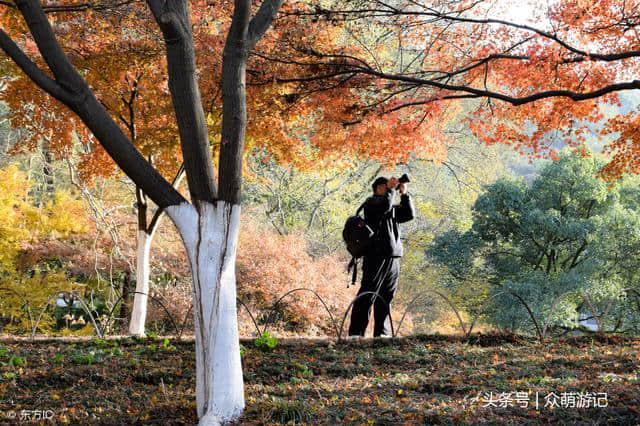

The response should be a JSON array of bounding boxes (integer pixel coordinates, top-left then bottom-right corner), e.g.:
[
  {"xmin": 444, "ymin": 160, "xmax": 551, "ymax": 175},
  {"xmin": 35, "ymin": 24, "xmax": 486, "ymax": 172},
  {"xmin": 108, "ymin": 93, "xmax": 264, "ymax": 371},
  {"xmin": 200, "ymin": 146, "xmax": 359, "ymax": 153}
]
[
  {"xmin": 343, "ymin": 202, "xmax": 374, "ymax": 259},
  {"xmin": 342, "ymin": 201, "xmax": 391, "ymax": 287}
]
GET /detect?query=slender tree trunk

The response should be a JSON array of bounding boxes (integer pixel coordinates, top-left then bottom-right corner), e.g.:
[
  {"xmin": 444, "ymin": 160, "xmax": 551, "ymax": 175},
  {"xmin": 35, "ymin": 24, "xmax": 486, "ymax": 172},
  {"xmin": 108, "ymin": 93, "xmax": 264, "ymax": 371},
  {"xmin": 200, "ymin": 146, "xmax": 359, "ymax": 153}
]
[
  {"xmin": 42, "ymin": 142, "xmax": 54, "ymax": 197},
  {"xmin": 129, "ymin": 229, "xmax": 153, "ymax": 336},
  {"xmin": 166, "ymin": 201, "xmax": 244, "ymax": 424},
  {"xmin": 218, "ymin": 42, "xmax": 248, "ymax": 204},
  {"xmin": 128, "ymin": 169, "xmax": 184, "ymax": 336},
  {"xmin": 119, "ymin": 270, "xmax": 132, "ymax": 326}
]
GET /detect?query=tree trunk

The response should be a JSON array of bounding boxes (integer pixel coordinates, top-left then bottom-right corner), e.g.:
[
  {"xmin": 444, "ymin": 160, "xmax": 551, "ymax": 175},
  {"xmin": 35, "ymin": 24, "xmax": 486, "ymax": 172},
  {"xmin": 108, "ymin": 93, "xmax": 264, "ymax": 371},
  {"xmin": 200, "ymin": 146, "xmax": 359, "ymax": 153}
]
[
  {"xmin": 166, "ymin": 200, "xmax": 244, "ymax": 424},
  {"xmin": 42, "ymin": 142, "xmax": 54, "ymax": 199},
  {"xmin": 119, "ymin": 270, "xmax": 132, "ymax": 326},
  {"xmin": 129, "ymin": 229, "xmax": 153, "ymax": 336},
  {"xmin": 128, "ymin": 170, "xmax": 184, "ymax": 337}
]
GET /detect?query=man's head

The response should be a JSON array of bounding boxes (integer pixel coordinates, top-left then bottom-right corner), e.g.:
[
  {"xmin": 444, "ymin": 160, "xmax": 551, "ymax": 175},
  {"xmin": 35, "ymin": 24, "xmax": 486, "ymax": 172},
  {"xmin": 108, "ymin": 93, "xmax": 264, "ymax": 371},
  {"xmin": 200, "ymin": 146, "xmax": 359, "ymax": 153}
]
[{"xmin": 372, "ymin": 176, "xmax": 389, "ymax": 196}]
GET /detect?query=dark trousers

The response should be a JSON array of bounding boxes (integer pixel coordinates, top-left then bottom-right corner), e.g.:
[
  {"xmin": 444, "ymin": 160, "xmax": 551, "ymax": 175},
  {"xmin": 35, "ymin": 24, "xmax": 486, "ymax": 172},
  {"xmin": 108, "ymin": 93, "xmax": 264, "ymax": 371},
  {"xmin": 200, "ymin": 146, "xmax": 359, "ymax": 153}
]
[{"xmin": 348, "ymin": 255, "xmax": 400, "ymax": 337}]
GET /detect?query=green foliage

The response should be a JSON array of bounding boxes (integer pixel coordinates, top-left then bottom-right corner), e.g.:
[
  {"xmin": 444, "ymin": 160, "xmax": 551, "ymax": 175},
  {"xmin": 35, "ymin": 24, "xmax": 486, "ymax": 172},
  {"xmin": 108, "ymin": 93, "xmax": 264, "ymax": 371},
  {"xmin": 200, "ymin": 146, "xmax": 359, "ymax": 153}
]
[
  {"xmin": 244, "ymin": 150, "xmax": 382, "ymax": 255},
  {"xmin": 9, "ymin": 355, "xmax": 26, "ymax": 368},
  {"xmin": 264, "ymin": 396, "xmax": 310, "ymax": 424},
  {"xmin": 91, "ymin": 337, "xmax": 118, "ymax": 349},
  {"xmin": 132, "ymin": 338, "xmax": 176, "ymax": 355},
  {"xmin": 429, "ymin": 148, "xmax": 640, "ymax": 334},
  {"xmin": 161, "ymin": 337, "xmax": 176, "ymax": 352},
  {"xmin": 71, "ymin": 349, "xmax": 104, "ymax": 365},
  {"xmin": 2, "ymin": 371, "xmax": 17, "ymax": 380},
  {"xmin": 297, "ymin": 363, "xmax": 314, "ymax": 379},
  {"xmin": 254, "ymin": 331, "xmax": 278, "ymax": 349}
]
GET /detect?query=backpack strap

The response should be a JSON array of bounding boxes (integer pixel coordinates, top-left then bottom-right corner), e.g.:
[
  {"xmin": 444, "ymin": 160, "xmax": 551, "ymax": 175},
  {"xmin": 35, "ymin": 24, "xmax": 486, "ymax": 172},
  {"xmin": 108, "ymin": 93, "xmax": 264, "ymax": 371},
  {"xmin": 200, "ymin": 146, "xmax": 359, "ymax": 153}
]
[
  {"xmin": 347, "ymin": 257, "xmax": 358, "ymax": 288},
  {"xmin": 357, "ymin": 199, "xmax": 394, "ymax": 238}
]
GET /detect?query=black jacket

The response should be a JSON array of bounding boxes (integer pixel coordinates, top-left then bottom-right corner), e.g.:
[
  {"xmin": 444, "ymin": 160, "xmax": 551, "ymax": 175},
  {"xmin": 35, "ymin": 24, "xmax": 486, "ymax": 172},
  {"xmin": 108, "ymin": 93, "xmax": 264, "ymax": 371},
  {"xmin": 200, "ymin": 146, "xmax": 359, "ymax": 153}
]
[{"xmin": 363, "ymin": 188, "xmax": 415, "ymax": 258}]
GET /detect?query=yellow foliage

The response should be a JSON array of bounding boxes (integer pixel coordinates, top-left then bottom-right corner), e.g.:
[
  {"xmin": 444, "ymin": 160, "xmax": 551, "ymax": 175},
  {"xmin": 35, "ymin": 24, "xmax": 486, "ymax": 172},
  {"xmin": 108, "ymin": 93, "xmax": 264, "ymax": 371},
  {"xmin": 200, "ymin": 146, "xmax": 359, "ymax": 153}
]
[
  {"xmin": 415, "ymin": 200, "xmax": 441, "ymax": 222},
  {"xmin": 0, "ymin": 271, "xmax": 84, "ymax": 331},
  {"xmin": 0, "ymin": 164, "xmax": 89, "ymax": 335},
  {"xmin": 0, "ymin": 165, "xmax": 88, "ymax": 271},
  {"xmin": 41, "ymin": 191, "xmax": 89, "ymax": 237},
  {"xmin": 0, "ymin": 164, "xmax": 35, "ymax": 273},
  {"xmin": 60, "ymin": 323, "xmax": 94, "ymax": 336}
]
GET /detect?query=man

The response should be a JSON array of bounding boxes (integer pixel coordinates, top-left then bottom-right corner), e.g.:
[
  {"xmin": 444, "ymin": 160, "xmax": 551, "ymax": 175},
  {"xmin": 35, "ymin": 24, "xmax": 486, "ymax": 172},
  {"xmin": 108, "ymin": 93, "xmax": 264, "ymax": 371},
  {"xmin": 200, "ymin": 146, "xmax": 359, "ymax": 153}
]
[{"xmin": 348, "ymin": 175, "xmax": 415, "ymax": 338}]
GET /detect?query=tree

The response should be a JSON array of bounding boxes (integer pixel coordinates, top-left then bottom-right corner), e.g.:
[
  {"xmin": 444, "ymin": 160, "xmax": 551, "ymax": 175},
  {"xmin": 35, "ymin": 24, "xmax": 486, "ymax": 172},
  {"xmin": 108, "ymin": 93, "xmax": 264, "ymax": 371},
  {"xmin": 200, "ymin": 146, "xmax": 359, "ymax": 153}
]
[
  {"xmin": 0, "ymin": 0, "xmax": 288, "ymax": 422},
  {"xmin": 429, "ymin": 149, "xmax": 640, "ymax": 337},
  {"xmin": 244, "ymin": 150, "xmax": 381, "ymax": 251},
  {"xmin": 278, "ymin": 0, "xmax": 640, "ymax": 183},
  {"xmin": 0, "ymin": 0, "xmax": 353, "ymax": 339},
  {"xmin": 0, "ymin": 0, "xmax": 490, "ymax": 421}
]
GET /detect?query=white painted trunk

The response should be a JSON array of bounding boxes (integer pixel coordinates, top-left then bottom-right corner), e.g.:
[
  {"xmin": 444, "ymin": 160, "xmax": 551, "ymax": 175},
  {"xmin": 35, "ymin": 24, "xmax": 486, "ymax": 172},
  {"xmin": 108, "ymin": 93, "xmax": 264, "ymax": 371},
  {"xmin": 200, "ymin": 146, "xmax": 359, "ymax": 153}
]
[
  {"xmin": 166, "ymin": 201, "xmax": 244, "ymax": 425},
  {"xmin": 129, "ymin": 230, "xmax": 153, "ymax": 336}
]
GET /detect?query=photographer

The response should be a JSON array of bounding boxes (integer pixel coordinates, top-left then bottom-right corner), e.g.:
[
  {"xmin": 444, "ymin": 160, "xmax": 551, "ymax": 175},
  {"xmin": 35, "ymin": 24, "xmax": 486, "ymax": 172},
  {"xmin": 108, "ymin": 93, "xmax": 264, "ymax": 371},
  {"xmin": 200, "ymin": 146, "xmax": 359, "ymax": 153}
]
[{"xmin": 348, "ymin": 175, "xmax": 415, "ymax": 338}]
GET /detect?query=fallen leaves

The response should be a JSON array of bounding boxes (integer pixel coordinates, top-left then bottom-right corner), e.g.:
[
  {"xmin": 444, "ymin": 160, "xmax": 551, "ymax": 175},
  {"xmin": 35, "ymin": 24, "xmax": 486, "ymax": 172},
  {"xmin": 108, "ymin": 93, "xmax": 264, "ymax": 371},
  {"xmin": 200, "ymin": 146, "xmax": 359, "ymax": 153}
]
[{"xmin": 0, "ymin": 333, "xmax": 638, "ymax": 423}]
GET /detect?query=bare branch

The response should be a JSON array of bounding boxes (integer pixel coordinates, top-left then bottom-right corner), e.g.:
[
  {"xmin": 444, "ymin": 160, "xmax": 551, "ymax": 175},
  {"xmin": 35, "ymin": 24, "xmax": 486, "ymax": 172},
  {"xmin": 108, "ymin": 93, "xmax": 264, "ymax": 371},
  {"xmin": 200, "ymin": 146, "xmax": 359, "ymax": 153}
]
[{"xmin": 0, "ymin": 0, "xmax": 135, "ymax": 13}]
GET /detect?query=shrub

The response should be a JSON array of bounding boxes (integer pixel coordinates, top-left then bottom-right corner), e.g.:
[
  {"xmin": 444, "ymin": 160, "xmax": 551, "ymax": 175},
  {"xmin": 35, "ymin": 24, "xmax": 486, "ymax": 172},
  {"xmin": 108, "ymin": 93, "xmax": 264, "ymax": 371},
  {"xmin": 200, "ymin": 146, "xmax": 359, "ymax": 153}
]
[
  {"xmin": 254, "ymin": 331, "xmax": 278, "ymax": 349},
  {"xmin": 236, "ymin": 216, "xmax": 353, "ymax": 336}
]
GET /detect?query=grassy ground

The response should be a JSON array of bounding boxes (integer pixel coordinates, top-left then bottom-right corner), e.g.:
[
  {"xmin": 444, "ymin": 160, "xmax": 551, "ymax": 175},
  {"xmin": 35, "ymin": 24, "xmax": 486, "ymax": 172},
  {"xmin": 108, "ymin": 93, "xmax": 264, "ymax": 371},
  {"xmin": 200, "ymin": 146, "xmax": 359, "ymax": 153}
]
[{"xmin": 0, "ymin": 333, "xmax": 638, "ymax": 424}]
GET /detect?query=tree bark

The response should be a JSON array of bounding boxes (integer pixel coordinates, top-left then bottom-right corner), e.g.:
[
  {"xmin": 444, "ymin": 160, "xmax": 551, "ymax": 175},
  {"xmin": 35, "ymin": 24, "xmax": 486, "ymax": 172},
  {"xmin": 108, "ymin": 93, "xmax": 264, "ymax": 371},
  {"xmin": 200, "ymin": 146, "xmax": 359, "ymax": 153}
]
[
  {"xmin": 218, "ymin": 0, "xmax": 284, "ymax": 204},
  {"xmin": 147, "ymin": 0, "xmax": 217, "ymax": 203},
  {"xmin": 119, "ymin": 269, "xmax": 132, "ymax": 327},
  {"xmin": 128, "ymin": 229, "xmax": 153, "ymax": 336},
  {"xmin": 218, "ymin": 0, "xmax": 250, "ymax": 205},
  {"xmin": 166, "ymin": 201, "xmax": 244, "ymax": 424},
  {"xmin": 42, "ymin": 142, "xmax": 54, "ymax": 198}
]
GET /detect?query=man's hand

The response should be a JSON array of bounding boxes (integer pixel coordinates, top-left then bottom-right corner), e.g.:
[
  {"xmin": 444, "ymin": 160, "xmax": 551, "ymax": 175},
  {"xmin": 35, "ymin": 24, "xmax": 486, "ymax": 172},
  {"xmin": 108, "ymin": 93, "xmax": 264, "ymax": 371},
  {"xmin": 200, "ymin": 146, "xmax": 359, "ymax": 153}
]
[
  {"xmin": 387, "ymin": 176, "xmax": 399, "ymax": 189},
  {"xmin": 398, "ymin": 182, "xmax": 408, "ymax": 195}
]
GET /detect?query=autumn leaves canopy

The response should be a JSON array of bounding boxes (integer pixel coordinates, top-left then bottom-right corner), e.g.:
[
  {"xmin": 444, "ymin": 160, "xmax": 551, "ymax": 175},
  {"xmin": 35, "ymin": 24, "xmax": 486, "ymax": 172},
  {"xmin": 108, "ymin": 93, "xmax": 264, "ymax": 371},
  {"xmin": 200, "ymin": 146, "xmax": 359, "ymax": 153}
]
[{"xmin": 1, "ymin": 0, "xmax": 639, "ymax": 188}]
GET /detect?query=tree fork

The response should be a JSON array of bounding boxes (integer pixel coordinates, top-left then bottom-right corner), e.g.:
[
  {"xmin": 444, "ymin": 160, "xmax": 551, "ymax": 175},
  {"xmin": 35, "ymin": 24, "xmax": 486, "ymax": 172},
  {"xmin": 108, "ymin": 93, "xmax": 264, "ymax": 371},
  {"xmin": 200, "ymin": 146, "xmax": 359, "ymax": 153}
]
[{"xmin": 148, "ymin": 0, "xmax": 217, "ymax": 203}]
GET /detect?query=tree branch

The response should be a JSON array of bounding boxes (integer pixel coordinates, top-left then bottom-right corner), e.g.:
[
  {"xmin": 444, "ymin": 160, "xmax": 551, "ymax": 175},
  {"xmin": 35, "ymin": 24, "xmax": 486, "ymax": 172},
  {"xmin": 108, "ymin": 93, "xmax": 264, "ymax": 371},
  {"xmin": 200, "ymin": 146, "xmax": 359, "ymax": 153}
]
[
  {"xmin": 145, "ymin": 0, "xmax": 217, "ymax": 202},
  {"xmin": 13, "ymin": 0, "xmax": 87, "ymax": 95},
  {"xmin": 0, "ymin": 0, "xmax": 135, "ymax": 13},
  {"xmin": 147, "ymin": 162, "xmax": 186, "ymax": 233},
  {"xmin": 344, "ymin": 65, "xmax": 640, "ymax": 106},
  {"xmin": 293, "ymin": 5, "xmax": 640, "ymax": 63},
  {"xmin": 420, "ymin": 10, "xmax": 640, "ymax": 62},
  {"xmin": 0, "ymin": 29, "xmax": 72, "ymax": 103},
  {"xmin": 248, "ymin": 0, "xmax": 284, "ymax": 49},
  {"xmin": 5, "ymin": 0, "xmax": 185, "ymax": 208}
]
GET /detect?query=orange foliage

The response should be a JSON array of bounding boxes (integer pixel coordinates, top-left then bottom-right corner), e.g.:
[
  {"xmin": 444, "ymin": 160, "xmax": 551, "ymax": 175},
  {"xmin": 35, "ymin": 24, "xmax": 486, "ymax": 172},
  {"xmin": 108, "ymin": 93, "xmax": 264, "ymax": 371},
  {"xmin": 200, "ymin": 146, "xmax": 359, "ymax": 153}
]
[
  {"xmin": 0, "ymin": 0, "xmax": 452, "ymax": 185},
  {"xmin": 235, "ymin": 215, "xmax": 353, "ymax": 335},
  {"xmin": 263, "ymin": 0, "xmax": 640, "ymax": 180}
]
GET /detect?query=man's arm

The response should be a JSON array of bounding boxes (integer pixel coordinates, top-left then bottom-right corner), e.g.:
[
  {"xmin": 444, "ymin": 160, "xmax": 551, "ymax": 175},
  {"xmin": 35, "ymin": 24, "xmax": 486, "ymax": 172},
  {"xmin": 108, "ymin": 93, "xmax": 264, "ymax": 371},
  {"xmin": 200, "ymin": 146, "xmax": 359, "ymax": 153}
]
[
  {"xmin": 366, "ymin": 188, "xmax": 395, "ymax": 215},
  {"xmin": 395, "ymin": 192, "xmax": 415, "ymax": 223}
]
